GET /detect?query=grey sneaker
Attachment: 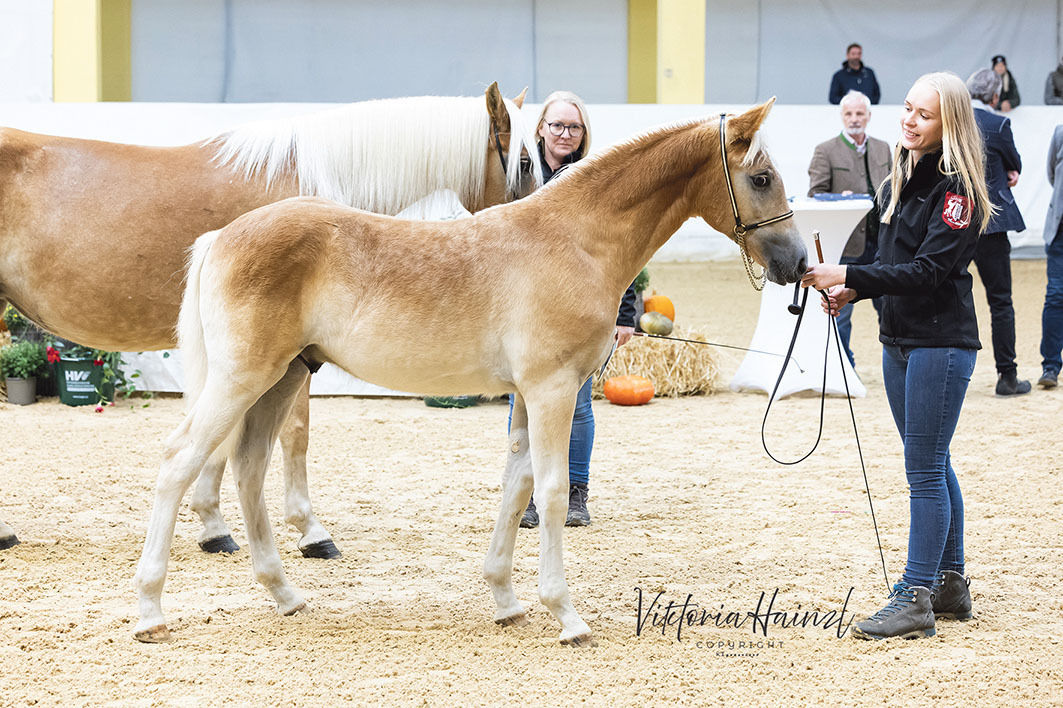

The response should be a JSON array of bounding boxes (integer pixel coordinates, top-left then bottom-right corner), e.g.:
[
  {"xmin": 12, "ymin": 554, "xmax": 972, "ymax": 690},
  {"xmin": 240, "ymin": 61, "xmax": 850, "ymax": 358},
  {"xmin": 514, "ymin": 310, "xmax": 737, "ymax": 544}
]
[
  {"xmin": 932, "ymin": 570, "xmax": 972, "ymax": 620},
  {"xmin": 565, "ymin": 483, "xmax": 591, "ymax": 527},
  {"xmin": 519, "ymin": 499, "xmax": 538, "ymax": 528},
  {"xmin": 853, "ymin": 583, "xmax": 936, "ymax": 640},
  {"xmin": 1039, "ymin": 369, "xmax": 1058, "ymax": 389}
]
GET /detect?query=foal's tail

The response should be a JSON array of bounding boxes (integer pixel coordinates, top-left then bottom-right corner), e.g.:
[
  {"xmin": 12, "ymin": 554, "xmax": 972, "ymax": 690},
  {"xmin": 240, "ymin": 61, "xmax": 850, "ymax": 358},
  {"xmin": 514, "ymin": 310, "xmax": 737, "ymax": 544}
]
[{"xmin": 177, "ymin": 229, "xmax": 222, "ymax": 411}]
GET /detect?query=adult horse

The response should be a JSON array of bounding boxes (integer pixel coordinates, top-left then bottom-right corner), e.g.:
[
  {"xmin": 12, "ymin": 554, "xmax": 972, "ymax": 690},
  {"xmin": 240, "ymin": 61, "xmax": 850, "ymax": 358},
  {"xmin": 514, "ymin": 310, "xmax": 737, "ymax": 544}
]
[
  {"xmin": 134, "ymin": 99, "xmax": 807, "ymax": 645},
  {"xmin": 0, "ymin": 83, "xmax": 540, "ymax": 556}
]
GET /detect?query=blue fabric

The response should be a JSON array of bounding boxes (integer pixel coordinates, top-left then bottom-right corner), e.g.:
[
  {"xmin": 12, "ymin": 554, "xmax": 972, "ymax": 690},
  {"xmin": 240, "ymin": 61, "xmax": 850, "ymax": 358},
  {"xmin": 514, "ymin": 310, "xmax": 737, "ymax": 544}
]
[
  {"xmin": 882, "ymin": 344, "xmax": 975, "ymax": 588},
  {"xmin": 1041, "ymin": 228, "xmax": 1063, "ymax": 375},
  {"xmin": 507, "ymin": 377, "xmax": 594, "ymax": 486},
  {"xmin": 829, "ymin": 62, "xmax": 880, "ymax": 104},
  {"xmin": 972, "ymin": 108, "xmax": 1025, "ymax": 234}
]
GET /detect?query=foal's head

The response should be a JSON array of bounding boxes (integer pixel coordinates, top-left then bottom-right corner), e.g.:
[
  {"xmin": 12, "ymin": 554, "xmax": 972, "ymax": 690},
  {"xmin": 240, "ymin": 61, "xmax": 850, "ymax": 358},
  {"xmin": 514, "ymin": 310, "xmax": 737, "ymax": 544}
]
[
  {"xmin": 694, "ymin": 100, "xmax": 807, "ymax": 285},
  {"xmin": 484, "ymin": 82, "xmax": 542, "ymax": 206}
]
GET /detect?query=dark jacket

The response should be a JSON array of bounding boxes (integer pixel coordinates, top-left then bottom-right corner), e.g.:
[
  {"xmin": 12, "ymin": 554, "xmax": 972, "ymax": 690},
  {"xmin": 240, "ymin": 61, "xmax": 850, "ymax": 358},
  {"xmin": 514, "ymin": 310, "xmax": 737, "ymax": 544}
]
[
  {"xmin": 973, "ymin": 106, "xmax": 1025, "ymax": 234},
  {"xmin": 1046, "ymin": 63, "xmax": 1063, "ymax": 105},
  {"xmin": 538, "ymin": 143, "xmax": 637, "ymax": 327},
  {"xmin": 998, "ymin": 69, "xmax": 1020, "ymax": 108},
  {"xmin": 845, "ymin": 152, "xmax": 981, "ymax": 350},
  {"xmin": 829, "ymin": 61, "xmax": 881, "ymax": 104}
]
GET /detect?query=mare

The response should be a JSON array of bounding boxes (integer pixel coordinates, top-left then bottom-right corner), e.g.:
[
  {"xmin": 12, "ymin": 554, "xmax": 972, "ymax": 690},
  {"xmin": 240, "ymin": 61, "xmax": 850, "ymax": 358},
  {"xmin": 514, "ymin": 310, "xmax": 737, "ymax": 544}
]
[
  {"xmin": 134, "ymin": 99, "xmax": 807, "ymax": 645},
  {"xmin": 0, "ymin": 83, "xmax": 540, "ymax": 556}
]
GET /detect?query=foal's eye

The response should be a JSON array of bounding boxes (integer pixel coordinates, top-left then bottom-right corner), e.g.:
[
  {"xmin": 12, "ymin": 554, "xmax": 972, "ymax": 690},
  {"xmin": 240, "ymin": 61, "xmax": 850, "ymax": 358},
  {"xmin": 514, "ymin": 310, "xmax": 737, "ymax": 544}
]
[{"xmin": 750, "ymin": 173, "xmax": 771, "ymax": 189}]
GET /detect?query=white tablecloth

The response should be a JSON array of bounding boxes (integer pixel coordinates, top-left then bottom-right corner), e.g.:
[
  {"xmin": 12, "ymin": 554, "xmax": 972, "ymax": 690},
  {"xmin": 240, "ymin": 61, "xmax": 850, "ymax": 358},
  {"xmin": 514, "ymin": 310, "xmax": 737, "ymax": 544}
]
[{"xmin": 729, "ymin": 197, "xmax": 872, "ymax": 398}]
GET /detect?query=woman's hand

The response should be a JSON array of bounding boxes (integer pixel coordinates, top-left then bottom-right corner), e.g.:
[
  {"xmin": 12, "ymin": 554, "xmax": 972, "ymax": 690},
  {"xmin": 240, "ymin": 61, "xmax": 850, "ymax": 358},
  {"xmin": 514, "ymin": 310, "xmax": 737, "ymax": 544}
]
[
  {"xmin": 616, "ymin": 326, "xmax": 635, "ymax": 347},
  {"xmin": 821, "ymin": 285, "xmax": 857, "ymax": 316},
  {"xmin": 801, "ymin": 263, "xmax": 847, "ymax": 291}
]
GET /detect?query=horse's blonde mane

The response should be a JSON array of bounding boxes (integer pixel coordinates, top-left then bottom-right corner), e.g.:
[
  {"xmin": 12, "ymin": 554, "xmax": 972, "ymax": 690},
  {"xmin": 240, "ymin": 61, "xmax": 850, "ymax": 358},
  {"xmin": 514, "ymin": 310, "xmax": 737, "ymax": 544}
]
[{"xmin": 207, "ymin": 95, "xmax": 537, "ymax": 215}]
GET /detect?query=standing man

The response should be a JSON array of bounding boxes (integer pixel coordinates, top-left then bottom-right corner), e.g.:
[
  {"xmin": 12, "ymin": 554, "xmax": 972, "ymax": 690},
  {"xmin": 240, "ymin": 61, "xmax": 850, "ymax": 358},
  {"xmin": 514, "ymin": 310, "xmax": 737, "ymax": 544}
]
[
  {"xmin": 966, "ymin": 69, "xmax": 1029, "ymax": 396},
  {"xmin": 1038, "ymin": 123, "xmax": 1063, "ymax": 389},
  {"xmin": 829, "ymin": 43, "xmax": 881, "ymax": 105},
  {"xmin": 1046, "ymin": 56, "xmax": 1063, "ymax": 105},
  {"xmin": 808, "ymin": 90, "xmax": 892, "ymax": 367}
]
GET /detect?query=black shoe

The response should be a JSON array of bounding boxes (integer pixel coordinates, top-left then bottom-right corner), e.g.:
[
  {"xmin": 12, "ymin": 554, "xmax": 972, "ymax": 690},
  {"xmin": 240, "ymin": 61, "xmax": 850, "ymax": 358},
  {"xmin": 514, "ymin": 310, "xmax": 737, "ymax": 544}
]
[
  {"xmin": 852, "ymin": 582, "xmax": 936, "ymax": 640},
  {"xmin": 995, "ymin": 371, "xmax": 1031, "ymax": 396},
  {"xmin": 565, "ymin": 483, "xmax": 591, "ymax": 527},
  {"xmin": 1039, "ymin": 369, "xmax": 1059, "ymax": 389},
  {"xmin": 519, "ymin": 499, "xmax": 538, "ymax": 528},
  {"xmin": 932, "ymin": 570, "xmax": 973, "ymax": 620}
]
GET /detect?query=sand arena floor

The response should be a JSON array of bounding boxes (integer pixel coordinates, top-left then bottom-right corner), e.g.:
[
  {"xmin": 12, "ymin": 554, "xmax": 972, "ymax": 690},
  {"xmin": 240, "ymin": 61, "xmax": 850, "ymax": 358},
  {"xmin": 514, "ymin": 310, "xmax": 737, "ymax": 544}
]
[{"xmin": 1, "ymin": 260, "xmax": 1061, "ymax": 705}]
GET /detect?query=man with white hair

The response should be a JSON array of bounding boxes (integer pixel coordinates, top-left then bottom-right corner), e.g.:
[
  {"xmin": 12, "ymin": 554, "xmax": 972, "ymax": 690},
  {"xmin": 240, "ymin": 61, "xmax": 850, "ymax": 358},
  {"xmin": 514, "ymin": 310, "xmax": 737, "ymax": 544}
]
[
  {"xmin": 967, "ymin": 68, "xmax": 1029, "ymax": 396},
  {"xmin": 808, "ymin": 90, "xmax": 892, "ymax": 368}
]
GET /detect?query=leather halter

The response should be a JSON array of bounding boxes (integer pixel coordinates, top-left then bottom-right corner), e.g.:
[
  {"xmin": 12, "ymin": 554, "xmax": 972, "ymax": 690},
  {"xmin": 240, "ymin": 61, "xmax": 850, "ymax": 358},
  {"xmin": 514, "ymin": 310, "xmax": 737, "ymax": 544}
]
[{"xmin": 718, "ymin": 113, "xmax": 794, "ymax": 290}]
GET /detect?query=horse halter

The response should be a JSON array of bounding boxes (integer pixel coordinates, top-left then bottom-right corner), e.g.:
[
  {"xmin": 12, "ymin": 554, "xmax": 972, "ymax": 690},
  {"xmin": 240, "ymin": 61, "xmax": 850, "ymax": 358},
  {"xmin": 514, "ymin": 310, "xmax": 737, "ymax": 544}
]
[
  {"xmin": 491, "ymin": 125, "xmax": 533, "ymax": 197},
  {"xmin": 718, "ymin": 113, "xmax": 794, "ymax": 291}
]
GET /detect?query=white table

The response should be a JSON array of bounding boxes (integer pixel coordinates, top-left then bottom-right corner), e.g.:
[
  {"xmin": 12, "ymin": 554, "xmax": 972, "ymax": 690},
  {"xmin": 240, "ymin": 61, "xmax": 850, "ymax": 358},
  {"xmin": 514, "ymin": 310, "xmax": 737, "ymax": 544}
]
[{"xmin": 729, "ymin": 197, "xmax": 873, "ymax": 398}]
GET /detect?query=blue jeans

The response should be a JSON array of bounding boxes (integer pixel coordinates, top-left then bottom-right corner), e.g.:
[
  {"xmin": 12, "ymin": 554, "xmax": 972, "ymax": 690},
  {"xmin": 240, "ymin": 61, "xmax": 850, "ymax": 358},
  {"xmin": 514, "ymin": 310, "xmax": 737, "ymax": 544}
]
[
  {"xmin": 508, "ymin": 377, "xmax": 594, "ymax": 486},
  {"xmin": 1041, "ymin": 231, "xmax": 1063, "ymax": 375},
  {"xmin": 882, "ymin": 345, "xmax": 975, "ymax": 589}
]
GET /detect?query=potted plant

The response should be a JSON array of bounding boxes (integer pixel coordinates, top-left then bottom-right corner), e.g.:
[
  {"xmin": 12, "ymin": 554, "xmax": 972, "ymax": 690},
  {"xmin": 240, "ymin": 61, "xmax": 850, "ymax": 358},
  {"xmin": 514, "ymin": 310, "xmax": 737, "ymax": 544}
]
[
  {"xmin": 0, "ymin": 340, "xmax": 48, "ymax": 405},
  {"xmin": 47, "ymin": 339, "xmax": 119, "ymax": 407}
]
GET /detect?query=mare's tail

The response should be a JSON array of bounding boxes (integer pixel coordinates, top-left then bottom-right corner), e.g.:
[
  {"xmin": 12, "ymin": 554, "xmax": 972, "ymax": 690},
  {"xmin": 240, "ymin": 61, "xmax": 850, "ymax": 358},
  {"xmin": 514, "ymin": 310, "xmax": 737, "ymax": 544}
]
[{"xmin": 177, "ymin": 229, "xmax": 222, "ymax": 411}]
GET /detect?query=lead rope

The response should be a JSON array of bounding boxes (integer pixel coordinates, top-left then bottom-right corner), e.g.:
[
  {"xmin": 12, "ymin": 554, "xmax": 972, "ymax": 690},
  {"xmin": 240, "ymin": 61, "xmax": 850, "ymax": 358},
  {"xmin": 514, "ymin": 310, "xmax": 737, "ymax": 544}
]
[{"xmin": 760, "ymin": 286, "xmax": 892, "ymax": 594}]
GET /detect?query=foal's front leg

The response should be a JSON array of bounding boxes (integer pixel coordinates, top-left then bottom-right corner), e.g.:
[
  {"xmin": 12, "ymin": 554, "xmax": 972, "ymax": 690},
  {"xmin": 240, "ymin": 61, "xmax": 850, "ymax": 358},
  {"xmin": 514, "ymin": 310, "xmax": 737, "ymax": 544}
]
[
  {"xmin": 278, "ymin": 376, "xmax": 341, "ymax": 559},
  {"xmin": 0, "ymin": 518, "xmax": 19, "ymax": 550},
  {"xmin": 189, "ymin": 459, "xmax": 240, "ymax": 554}
]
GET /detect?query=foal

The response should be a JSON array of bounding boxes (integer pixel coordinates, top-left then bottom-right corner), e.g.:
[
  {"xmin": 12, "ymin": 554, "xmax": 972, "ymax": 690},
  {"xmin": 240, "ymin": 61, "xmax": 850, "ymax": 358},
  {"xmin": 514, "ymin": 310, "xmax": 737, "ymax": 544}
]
[{"xmin": 134, "ymin": 99, "xmax": 806, "ymax": 645}]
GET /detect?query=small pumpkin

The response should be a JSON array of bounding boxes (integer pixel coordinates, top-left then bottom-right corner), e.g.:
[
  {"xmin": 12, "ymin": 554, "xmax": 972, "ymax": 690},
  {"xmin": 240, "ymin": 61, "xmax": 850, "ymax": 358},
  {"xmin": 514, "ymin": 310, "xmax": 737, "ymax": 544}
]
[
  {"xmin": 603, "ymin": 374, "xmax": 655, "ymax": 406},
  {"xmin": 643, "ymin": 293, "xmax": 675, "ymax": 322},
  {"xmin": 639, "ymin": 311, "xmax": 674, "ymax": 336}
]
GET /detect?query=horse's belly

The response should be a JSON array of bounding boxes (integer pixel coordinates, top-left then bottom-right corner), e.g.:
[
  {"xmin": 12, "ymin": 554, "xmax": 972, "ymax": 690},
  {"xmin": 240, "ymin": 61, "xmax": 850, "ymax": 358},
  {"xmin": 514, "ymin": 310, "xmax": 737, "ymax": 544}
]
[{"xmin": 326, "ymin": 344, "xmax": 510, "ymax": 397}]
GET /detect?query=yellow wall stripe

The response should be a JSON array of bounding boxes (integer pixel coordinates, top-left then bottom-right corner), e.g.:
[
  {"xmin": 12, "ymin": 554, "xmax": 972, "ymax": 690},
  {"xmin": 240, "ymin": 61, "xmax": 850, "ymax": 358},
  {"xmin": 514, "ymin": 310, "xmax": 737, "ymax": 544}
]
[{"xmin": 53, "ymin": 0, "xmax": 130, "ymax": 102}]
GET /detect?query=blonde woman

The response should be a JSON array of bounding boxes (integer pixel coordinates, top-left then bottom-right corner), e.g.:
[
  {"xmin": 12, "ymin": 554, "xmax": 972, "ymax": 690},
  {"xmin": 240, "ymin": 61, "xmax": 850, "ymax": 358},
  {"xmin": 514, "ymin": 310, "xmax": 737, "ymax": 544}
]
[
  {"xmin": 803, "ymin": 72, "xmax": 994, "ymax": 640},
  {"xmin": 513, "ymin": 91, "xmax": 636, "ymax": 528}
]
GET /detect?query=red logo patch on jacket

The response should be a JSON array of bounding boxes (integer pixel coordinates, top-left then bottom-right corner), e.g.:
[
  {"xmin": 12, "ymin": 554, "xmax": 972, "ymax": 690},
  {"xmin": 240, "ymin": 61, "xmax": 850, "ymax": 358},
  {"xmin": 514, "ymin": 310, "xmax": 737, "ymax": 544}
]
[{"xmin": 941, "ymin": 192, "xmax": 972, "ymax": 229}]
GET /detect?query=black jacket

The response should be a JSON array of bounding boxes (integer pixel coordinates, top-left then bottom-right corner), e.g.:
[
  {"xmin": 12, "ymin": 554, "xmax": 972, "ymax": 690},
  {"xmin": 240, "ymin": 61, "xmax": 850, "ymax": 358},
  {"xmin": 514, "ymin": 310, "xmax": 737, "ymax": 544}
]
[
  {"xmin": 844, "ymin": 152, "xmax": 981, "ymax": 350},
  {"xmin": 829, "ymin": 61, "xmax": 881, "ymax": 104},
  {"xmin": 538, "ymin": 143, "xmax": 637, "ymax": 327}
]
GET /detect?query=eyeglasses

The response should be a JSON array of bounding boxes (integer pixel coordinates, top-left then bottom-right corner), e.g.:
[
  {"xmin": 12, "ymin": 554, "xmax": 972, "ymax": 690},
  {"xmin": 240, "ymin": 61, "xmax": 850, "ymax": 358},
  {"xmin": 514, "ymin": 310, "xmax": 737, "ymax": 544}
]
[{"xmin": 546, "ymin": 121, "xmax": 585, "ymax": 138}]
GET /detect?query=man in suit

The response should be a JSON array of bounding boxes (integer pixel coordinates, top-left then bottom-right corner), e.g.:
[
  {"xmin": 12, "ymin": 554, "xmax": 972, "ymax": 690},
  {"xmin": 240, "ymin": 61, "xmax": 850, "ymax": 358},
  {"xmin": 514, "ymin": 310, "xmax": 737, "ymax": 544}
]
[
  {"xmin": 966, "ymin": 69, "xmax": 1029, "ymax": 396},
  {"xmin": 1039, "ymin": 124, "xmax": 1063, "ymax": 389},
  {"xmin": 807, "ymin": 90, "xmax": 892, "ymax": 367}
]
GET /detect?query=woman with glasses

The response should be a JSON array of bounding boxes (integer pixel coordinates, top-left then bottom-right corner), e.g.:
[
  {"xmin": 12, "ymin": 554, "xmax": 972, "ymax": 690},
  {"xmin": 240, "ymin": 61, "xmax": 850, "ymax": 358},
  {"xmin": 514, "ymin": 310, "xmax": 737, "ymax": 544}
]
[{"xmin": 514, "ymin": 90, "xmax": 637, "ymax": 529}]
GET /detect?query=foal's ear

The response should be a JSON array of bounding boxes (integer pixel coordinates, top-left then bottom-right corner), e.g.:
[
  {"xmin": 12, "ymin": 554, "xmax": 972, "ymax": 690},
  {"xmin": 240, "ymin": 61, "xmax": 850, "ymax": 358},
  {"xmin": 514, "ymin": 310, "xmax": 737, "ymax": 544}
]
[
  {"xmin": 512, "ymin": 87, "xmax": 528, "ymax": 109},
  {"xmin": 727, "ymin": 97, "xmax": 776, "ymax": 142},
  {"xmin": 485, "ymin": 82, "xmax": 508, "ymax": 130}
]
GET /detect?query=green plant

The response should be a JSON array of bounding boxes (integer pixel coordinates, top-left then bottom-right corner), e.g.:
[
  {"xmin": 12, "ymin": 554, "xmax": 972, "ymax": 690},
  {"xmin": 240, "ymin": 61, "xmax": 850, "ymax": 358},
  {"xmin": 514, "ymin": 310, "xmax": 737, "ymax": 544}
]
[
  {"xmin": 0, "ymin": 340, "xmax": 49, "ymax": 379},
  {"xmin": 3, "ymin": 305, "xmax": 46, "ymax": 342},
  {"xmin": 47, "ymin": 338, "xmax": 154, "ymax": 409},
  {"xmin": 633, "ymin": 267, "xmax": 650, "ymax": 294}
]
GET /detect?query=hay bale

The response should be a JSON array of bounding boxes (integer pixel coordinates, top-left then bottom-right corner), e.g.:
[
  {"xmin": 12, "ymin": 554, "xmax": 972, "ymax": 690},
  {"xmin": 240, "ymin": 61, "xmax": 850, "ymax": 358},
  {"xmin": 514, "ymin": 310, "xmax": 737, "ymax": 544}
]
[{"xmin": 592, "ymin": 325, "xmax": 720, "ymax": 398}]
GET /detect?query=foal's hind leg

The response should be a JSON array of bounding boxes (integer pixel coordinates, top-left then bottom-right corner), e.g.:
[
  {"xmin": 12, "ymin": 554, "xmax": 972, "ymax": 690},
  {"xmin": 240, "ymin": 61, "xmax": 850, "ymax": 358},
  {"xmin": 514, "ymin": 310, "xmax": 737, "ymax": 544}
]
[
  {"xmin": 189, "ymin": 459, "xmax": 241, "ymax": 554},
  {"xmin": 0, "ymin": 519, "xmax": 19, "ymax": 550},
  {"xmin": 230, "ymin": 362, "xmax": 312, "ymax": 616},
  {"xmin": 278, "ymin": 377, "xmax": 340, "ymax": 559},
  {"xmin": 484, "ymin": 393, "xmax": 535, "ymax": 627}
]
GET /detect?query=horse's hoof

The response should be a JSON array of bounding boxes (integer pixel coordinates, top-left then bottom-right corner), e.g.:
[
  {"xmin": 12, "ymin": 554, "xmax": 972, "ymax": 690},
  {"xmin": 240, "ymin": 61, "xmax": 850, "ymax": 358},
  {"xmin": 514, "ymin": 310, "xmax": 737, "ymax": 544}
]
[
  {"xmin": 560, "ymin": 632, "xmax": 597, "ymax": 648},
  {"xmin": 495, "ymin": 612, "xmax": 530, "ymax": 628},
  {"xmin": 299, "ymin": 539, "xmax": 341, "ymax": 559},
  {"xmin": 134, "ymin": 624, "xmax": 172, "ymax": 643},
  {"xmin": 0, "ymin": 535, "xmax": 20, "ymax": 550},
  {"xmin": 199, "ymin": 535, "xmax": 240, "ymax": 554},
  {"xmin": 282, "ymin": 602, "xmax": 307, "ymax": 617}
]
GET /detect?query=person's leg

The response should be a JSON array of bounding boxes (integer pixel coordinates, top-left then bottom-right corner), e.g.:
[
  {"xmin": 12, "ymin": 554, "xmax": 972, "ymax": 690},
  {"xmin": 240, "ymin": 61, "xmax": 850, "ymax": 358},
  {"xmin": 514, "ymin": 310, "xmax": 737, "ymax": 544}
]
[
  {"xmin": 973, "ymin": 233, "xmax": 1018, "ymax": 376},
  {"xmin": 566, "ymin": 378, "xmax": 594, "ymax": 526},
  {"xmin": 1040, "ymin": 232, "xmax": 1063, "ymax": 383}
]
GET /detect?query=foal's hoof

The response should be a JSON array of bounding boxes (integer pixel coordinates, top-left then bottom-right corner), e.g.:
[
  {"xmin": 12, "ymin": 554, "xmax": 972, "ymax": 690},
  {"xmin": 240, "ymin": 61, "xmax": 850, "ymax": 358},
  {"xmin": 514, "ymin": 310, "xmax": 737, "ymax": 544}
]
[
  {"xmin": 494, "ymin": 612, "xmax": 530, "ymax": 628},
  {"xmin": 560, "ymin": 632, "xmax": 597, "ymax": 648},
  {"xmin": 282, "ymin": 602, "xmax": 308, "ymax": 617},
  {"xmin": 199, "ymin": 535, "xmax": 240, "ymax": 554},
  {"xmin": 134, "ymin": 624, "xmax": 172, "ymax": 643},
  {"xmin": 0, "ymin": 535, "xmax": 20, "ymax": 550},
  {"xmin": 299, "ymin": 539, "xmax": 341, "ymax": 559}
]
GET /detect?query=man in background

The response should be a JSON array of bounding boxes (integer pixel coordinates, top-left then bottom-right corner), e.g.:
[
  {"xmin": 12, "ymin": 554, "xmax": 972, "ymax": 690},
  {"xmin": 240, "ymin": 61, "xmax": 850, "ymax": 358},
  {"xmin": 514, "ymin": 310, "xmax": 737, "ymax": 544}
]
[
  {"xmin": 1038, "ymin": 124, "xmax": 1063, "ymax": 389},
  {"xmin": 829, "ymin": 43, "xmax": 881, "ymax": 104},
  {"xmin": 808, "ymin": 90, "xmax": 891, "ymax": 367},
  {"xmin": 967, "ymin": 69, "xmax": 1030, "ymax": 396}
]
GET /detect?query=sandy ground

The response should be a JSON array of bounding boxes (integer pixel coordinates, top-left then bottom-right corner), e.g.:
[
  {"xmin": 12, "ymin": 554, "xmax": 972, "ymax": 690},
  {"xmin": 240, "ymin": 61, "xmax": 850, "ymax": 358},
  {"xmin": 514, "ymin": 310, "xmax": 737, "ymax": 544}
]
[{"xmin": 1, "ymin": 259, "xmax": 1061, "ymax": 706}]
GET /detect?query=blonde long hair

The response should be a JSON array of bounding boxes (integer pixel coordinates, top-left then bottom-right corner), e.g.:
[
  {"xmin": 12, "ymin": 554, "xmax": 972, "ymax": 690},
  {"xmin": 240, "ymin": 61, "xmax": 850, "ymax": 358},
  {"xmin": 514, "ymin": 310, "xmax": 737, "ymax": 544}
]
[
  {"xmin": 881, "ymin": 71, "xmax": 995, "ymax": 233},
  {"xmin": 535, "ymin": 90, "xmax": 592, "ymax": 159}
]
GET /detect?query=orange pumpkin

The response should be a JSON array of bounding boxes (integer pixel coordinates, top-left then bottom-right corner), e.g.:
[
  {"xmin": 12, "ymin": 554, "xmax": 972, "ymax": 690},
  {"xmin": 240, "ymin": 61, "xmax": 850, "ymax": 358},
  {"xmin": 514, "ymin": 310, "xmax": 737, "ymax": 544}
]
[
  {"xmin": 643, "ymin": 293, "xmax": 675, "ymax": 322},
  {"xmin": 603, "ymin": 375, "xmax": 655, "ymax": 406}
]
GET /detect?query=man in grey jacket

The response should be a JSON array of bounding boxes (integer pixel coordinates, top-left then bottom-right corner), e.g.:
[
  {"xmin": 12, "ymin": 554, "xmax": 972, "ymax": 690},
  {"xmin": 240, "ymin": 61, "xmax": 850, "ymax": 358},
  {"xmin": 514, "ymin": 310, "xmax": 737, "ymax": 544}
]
[
  {"xmin": 1039, "ymin": 124, "xmax": 1063, "ymax": 388},
  {"xmin": 807, "ymin": 90, "xmax": 892, "ymax": 367}
]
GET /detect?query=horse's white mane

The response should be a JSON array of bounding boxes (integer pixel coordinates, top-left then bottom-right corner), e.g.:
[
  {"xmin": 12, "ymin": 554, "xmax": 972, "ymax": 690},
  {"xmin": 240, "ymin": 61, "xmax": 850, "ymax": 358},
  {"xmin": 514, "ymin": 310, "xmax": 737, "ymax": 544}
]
[{"xmin": 207, "ymin": 95, "xmax": 537, "ymax": 215}]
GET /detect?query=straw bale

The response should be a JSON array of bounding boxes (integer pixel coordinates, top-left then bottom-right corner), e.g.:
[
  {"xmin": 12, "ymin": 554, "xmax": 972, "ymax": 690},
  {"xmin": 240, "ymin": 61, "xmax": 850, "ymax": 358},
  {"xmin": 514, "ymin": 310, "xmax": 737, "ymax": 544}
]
[{"xmin": 592, "ymin": 325, "xmax": 720, "ymax": 398}]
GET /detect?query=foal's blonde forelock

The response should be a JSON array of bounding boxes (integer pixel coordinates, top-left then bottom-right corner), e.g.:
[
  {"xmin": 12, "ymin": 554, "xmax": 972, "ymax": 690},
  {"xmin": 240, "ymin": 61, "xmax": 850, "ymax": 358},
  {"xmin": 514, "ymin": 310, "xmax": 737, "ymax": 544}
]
[{"xmin": 208, "ymin": 96, "xmax": 537, "ymax": 215}]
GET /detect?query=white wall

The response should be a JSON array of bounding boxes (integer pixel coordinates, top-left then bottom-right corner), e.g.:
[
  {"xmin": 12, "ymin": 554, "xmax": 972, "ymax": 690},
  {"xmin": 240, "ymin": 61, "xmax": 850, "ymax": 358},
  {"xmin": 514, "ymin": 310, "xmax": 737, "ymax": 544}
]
[{"xmin": 0, "ymin": 1, "xmax": 52, "ymax": 102}]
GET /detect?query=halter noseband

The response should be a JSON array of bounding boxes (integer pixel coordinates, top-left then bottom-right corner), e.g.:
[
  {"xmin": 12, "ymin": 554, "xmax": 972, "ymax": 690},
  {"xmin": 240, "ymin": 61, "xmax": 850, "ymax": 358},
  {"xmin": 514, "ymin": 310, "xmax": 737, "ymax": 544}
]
[{"xmin": 718, "ymin": 113, "xmax": 794, "ymax": 291}]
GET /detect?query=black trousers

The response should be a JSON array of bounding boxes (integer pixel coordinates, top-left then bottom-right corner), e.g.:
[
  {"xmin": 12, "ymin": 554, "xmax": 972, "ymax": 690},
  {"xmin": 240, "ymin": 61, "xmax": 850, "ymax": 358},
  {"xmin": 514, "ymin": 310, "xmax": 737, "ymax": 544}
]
[{"xmin": 972, "ymin": 232, "xmax": 1017, "ymax": 375}]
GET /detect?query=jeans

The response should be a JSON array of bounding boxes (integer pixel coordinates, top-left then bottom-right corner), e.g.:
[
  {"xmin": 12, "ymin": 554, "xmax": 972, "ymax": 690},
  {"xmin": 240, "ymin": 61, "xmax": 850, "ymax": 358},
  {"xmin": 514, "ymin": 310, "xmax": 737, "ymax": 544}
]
[
  {"xmin": 973, "ymin": 232, "xmax": 1018, "ymax": 375},
  {"xmin": 882, "ymin": 344, "xmax": 976, "ymax": 589},
  {"xmin": 508, "ymin": 377, "xmax": 594, "ymax": 486},
  {"xmin": 1041, "ymin": 230, "xmax": 1063, "ymax": 375},
  {"xmin": 836, "ymin": 256, "xmax": 882, "ymax": 368}
]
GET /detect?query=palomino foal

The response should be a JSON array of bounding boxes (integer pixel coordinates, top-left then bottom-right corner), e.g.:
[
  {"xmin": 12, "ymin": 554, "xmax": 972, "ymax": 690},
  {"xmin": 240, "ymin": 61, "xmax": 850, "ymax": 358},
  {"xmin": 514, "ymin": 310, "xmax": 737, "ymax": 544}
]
[{"xmin": 134, "ymin": 100, "xmax": 806, "ymax": 645}]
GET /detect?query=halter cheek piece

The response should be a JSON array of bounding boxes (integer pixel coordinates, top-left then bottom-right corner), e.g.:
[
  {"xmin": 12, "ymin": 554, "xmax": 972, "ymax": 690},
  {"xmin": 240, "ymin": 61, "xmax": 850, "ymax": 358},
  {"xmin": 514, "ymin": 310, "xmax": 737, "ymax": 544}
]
[{"xmin": 718, "ymin": 113, "xmax": 794, "ymax": 291}]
